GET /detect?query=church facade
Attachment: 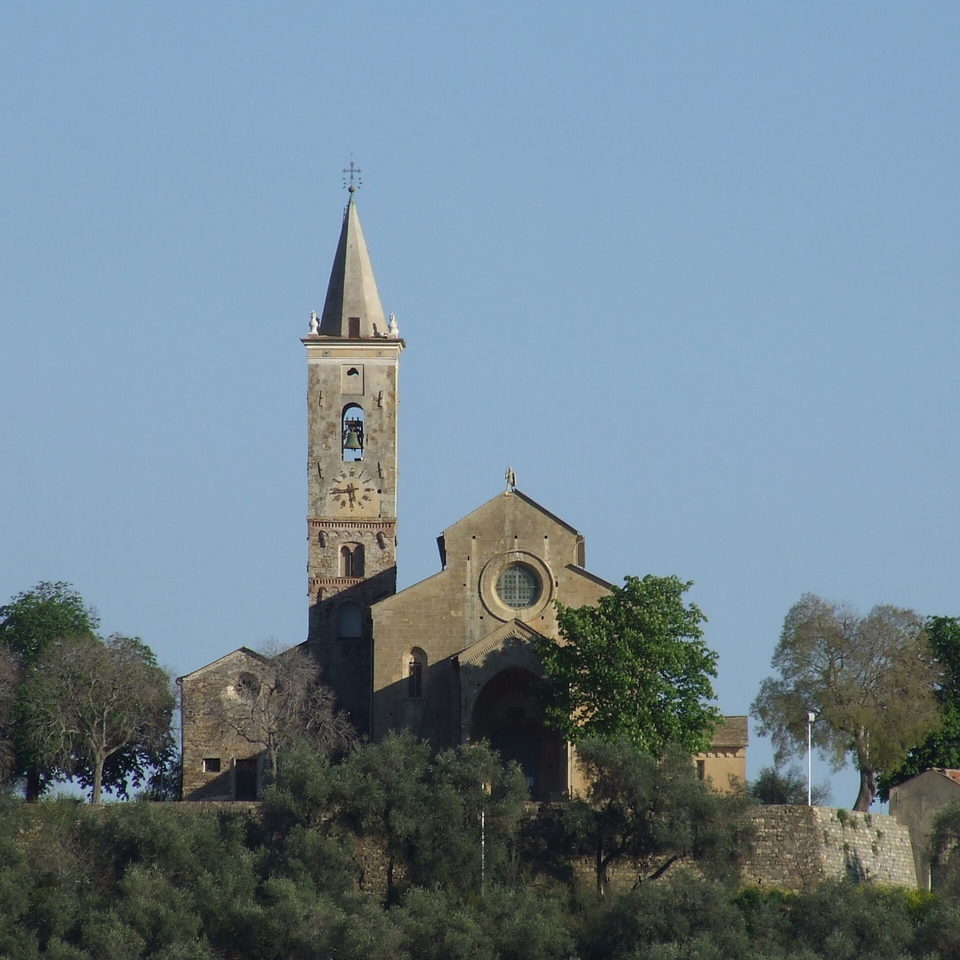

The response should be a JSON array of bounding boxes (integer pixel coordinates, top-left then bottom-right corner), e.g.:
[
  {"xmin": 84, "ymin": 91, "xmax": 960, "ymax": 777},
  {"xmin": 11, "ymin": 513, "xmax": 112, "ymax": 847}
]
[{"xmin": 179, "ymin": 192, "xmax": 747, "ymax": 802}]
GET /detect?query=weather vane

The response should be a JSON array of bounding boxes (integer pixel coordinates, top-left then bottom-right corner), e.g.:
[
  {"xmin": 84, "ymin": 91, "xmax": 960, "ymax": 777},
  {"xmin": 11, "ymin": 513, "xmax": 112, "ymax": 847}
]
[{"xmin": 342, "ymin": 158, "xmax": 362, "ymax": 194}]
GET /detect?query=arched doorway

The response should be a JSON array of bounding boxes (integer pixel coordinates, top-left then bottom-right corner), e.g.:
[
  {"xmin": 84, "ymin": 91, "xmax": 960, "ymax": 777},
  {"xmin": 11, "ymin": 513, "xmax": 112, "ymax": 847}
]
[{"xmin": 470, "ymin": 667, "xmax": 565, "ymax": 801}]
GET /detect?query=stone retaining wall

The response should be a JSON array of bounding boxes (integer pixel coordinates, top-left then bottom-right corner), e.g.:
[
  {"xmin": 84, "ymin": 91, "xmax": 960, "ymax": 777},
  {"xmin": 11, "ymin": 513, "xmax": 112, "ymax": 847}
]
[{"xmin": 742, "ymin": 806, "xmax": 917, "ymax": 889}]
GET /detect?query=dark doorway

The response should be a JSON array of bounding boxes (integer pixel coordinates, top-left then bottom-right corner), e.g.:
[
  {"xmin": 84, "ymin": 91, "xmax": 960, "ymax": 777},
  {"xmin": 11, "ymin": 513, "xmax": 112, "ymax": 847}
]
[
  {"xmin": 235, "ymin": 759, "xmax": 258, "ymax": 800},
  {"xmin": 471, "ymin": 667, "xmax": 565, "ymax": 801}
]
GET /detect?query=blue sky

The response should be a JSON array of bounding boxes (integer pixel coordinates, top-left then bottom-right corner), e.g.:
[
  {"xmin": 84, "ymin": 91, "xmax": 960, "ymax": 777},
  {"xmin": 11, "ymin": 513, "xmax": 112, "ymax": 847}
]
[{"xmin": 3, "ymin": 3, "xmax": 959, "ymax": 807}]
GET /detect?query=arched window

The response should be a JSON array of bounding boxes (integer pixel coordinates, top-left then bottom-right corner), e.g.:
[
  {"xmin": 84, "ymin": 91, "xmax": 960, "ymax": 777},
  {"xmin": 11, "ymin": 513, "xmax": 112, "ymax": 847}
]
[
  {"xmin": 407, "ymin": 647, "xmax": 426, "ymax": 698},
  {"xmin": 339, "ymin": 543, "xmax": 365, "ymax": 578},
  {"xmin": 337, "ymin": 602, "xmax": 363, "ymax": 640},
  {"xmin": 341, "ymin": 404, "xmax": 364, "ymax": 462}
]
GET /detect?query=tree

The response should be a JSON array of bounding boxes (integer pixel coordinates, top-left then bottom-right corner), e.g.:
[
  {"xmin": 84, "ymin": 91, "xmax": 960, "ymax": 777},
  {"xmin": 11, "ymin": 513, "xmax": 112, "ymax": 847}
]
[
  {"xmin": 930, "ymin": 801, "xmax": 960, "ymax": 895},
  {"xmin": 0, "ymin": 645, "xmax": 17, "ymax": 781},
  {"xmin": 21, "ymin": 633, "xmax": 174, "ymax": 802},
  {"xmin": 749, "ymin": 765, "xmax": 831, "ymax": 806},
  {"xmin": 880, "ymin": 616, "xmax": 960, "ymax": 798},
  {"xmin": 0, "ymin": 581, "xmax": 98, "ymax": 662},
  {"xmin": 535, "ymin": 738, "xmax": 752, "ymax": 897},
  {"xmin": 752, "ymin": 594, "xmax": 941, "ymax": 812},
  {"xmin": 0, "ymin": 581, "xmax": 99, "ymax": 799},
  {"xmin": 536, "ymin": 575, "xmax": 721, "ymax": 755},
  {"xmin": 226, "ymin": 644, "xmax": 357, "ymax": 778}
]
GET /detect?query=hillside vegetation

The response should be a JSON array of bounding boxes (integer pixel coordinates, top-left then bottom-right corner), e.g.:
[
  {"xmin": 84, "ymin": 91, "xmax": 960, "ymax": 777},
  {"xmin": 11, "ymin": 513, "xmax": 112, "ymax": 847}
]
[{"xmin": 3, "ymin": 736, "xmax": 960, "ymax": 960}]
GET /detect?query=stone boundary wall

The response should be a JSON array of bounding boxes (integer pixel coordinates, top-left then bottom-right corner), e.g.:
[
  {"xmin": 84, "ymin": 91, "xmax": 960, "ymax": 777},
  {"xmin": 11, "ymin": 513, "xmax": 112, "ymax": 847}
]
[
  {"xmin": 20, "ymin": 801, "xmax": 917, "ymax": 893},
  {"xmin": 742, "ymin": 806, "xmax": 917, "ymax": 890}
]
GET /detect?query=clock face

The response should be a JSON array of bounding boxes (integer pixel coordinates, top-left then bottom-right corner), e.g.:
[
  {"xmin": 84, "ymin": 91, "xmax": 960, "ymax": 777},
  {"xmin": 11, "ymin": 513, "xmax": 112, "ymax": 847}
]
[{"xmin": 329, "ymin": 468, "xmax": 379, "ymax": 514}]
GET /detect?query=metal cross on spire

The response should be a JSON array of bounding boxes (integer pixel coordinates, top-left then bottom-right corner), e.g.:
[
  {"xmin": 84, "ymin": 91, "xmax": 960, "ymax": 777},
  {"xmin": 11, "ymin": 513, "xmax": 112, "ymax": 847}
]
[{"xmin": 342, "ymin": 158, "xmax": 362, "ymax": 194}]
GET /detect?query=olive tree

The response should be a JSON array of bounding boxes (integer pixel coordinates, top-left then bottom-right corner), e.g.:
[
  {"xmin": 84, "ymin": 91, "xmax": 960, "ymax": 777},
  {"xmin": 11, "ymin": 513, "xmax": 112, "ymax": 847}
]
[
  {"xmin": 525, "ymin": 738, "xmax": 753, "ymax": 898},
  {"xmin": 752, "ymin": 594, "xmax": 940, "ymax": 811}
]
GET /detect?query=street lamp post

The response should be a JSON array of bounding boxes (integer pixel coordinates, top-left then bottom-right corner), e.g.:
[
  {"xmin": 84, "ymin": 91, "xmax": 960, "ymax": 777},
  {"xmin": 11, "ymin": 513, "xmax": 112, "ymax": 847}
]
[{"xmin": 807, "ymin": 711, "xmax": 817, "ymax": 805}]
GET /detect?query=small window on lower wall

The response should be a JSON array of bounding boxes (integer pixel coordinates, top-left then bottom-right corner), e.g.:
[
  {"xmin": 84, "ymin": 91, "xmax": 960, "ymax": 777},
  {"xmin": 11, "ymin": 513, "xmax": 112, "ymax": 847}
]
[{"xmin": 203, "ymin": 758, "xmax": 221, "ymax": 773}]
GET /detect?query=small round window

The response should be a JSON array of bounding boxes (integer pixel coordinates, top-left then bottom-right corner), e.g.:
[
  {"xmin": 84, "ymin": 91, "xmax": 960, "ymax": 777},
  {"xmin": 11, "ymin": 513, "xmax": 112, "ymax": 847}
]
[
  {"xmin": 235, "ymin": 672, "xmax": 261, "ymax": 700},
  {"xmin": 496, "ymin": 563, "xmax": 541, "ymax": 608}
]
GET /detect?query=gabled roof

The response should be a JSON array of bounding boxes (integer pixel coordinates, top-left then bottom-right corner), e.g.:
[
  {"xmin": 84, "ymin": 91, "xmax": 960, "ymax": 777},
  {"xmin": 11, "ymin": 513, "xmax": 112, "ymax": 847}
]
[
  {"xmin": 888, "ymin": 768, "xmax": 960, "ymax": 788},
  {"xmin": 176, "ymin": 646, "xmax": 270, "ymax": 682},
  {"xmin": 709, "ymin": 715, "xmax": 749, "ymax": 749},
  {"xmin": 510, "ymin": 488, "xmax": 581, "ymax": 535},
  {"xmin": 456, "ymin": 619, "xmax": 546, "ymax": 667},
  {"xmin": 443, "ymin": 488, "xmax": 581, "ymax": 538},
  {"xmin": 318, "ymin": 194, "xmax": 386, "ymax": 338},
  {"xmin": 566, "ymin": 564, "xmax": 615, "ymax": 591},
  {"xmin": 921, "ymin": 768, "xmax": 960, "ymax": 785}
]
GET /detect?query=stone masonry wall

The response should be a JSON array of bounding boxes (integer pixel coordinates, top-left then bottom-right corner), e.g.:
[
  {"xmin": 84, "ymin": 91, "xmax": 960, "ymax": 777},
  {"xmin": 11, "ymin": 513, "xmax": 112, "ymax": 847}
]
[
  {"xmin": 742, "ymin": 806, "xmax": 917, "ymax": 890},
  {"xmin": 180, "ymin": 649, "xmax": 269, "ymax": 800}
]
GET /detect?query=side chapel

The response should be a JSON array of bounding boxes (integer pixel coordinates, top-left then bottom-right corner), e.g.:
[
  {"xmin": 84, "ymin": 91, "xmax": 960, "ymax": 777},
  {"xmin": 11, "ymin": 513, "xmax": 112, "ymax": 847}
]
[{"xmin": 179, "ymin": 190, "xmax": 748, "ymax": 801}]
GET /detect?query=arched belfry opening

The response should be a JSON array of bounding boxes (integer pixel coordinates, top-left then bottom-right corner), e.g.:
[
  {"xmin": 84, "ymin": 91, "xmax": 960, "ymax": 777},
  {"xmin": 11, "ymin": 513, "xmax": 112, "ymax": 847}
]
[
  {"xmin": 470, "ymin": 666, "xmax": 565, "ymax": 801},
  {"xmin": 341, "ymin": 404, "xmax": 364, "ymax": 461}
]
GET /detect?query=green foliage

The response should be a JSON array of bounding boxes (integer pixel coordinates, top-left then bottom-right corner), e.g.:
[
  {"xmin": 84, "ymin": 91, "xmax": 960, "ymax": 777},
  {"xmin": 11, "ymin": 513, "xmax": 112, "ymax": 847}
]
[
  {"xmin": 473, "ymin": 884, "xmax": 576, "ymax": 960},
  {"xmin": 750, "ymin": 765, "xmax": 832, "ymax": 806},
  {"xmin": 259, "ymin": 738, "xmax": 335, "ymax": 832},
  {"xmin": 752, "ymin": 594, "xmax": 940, "ymax": 811},
  {"xmin": 0, "ymin": 584, "xmax": 174, "ymax": 803},
  {"xmin": 264, "ymin": 732, "xmax": 529, "ymax": 905},
  {"xmin": 779, "ymin": 881, "xmax": 917, "ymax": 960},
  {"xmin": 396, "ymin": 887, "xmax": 496, "ymax": 960},
  {"xmin": 527, "ymin": 738, "xmax": 753, "ymax": 897},
  {"xmin": 929, "ymin": 800, "xmax": 960, "ymax": 895},
  {"xmin": 0, "ymin": 581, "xmax": 98, "ymax": 663},
  {"xmin": 581, "ymin": 872, "xmax": 757, "ymax": 960},
  {"xmin": 5, "ymin": 738, "xmax": 960, "ymax": 959},
  {"xmin": 537, "ymin": 575, "xmax": 721, "ymax": 754},
  {"xmin": 20, "ymin": 633, "xmax": 174, "ymax": 802},
  {"xmin": 879, "ymin": 616, "xmax": 960, "ymax": 799},
  {"xmin": 0, "ymin": 644, "xmax": 18, "ymax": 780},
  {"xmin": 0, "ymin": 582, "xmax": 99, "ymax": 797}
]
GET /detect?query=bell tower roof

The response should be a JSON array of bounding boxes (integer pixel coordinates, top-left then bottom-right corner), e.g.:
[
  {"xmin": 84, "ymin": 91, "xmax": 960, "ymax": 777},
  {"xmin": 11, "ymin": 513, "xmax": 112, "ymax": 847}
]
[{"xmin": 318, "ymin": 191, "xmax": 386, "ymax": 339}]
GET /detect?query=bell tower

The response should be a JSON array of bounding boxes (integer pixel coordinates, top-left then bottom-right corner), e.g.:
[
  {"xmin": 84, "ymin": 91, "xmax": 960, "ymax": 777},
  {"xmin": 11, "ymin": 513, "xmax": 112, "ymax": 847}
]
[{"xmin": 302, "ymin": 186, "xmax": 403, "ymax": 735}]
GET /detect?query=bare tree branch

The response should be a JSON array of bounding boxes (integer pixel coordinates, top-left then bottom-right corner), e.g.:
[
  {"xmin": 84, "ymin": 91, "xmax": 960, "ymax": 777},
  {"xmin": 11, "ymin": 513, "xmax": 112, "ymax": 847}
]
[{"xmin": 224, "ymin": 643, "xmax": 357, "ymax": 777}]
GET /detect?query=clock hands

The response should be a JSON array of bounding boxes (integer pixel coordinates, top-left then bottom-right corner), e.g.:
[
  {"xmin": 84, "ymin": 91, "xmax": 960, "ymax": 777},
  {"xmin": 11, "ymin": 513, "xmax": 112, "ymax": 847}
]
[
  {"xmin": 331, "ymin": 482, "xmax": 359, "ymax": 506},
  {"xmin": 330, "ymin": 473, "xmax": 375, "ymax": 511}
]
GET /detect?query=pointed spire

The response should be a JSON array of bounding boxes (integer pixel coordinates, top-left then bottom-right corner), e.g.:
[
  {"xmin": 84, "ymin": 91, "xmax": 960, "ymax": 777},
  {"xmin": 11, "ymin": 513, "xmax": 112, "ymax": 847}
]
[{"xmin": 318, "ymin": 192, "xmax": 386, "ymax": 338}]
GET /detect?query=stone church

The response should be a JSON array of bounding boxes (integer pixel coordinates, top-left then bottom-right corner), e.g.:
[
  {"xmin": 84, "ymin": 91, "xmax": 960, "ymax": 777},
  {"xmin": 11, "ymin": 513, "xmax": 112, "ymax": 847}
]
[{"xmin": 179, "ymin": 191, "xmax": 748, "ymax": 802}]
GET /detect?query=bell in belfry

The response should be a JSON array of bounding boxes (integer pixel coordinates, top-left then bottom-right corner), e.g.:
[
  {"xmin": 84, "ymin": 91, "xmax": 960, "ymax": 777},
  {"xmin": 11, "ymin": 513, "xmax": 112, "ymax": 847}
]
[{"xmin": 343, "ymin": 428, "xmax": 363, "ymax": 451}]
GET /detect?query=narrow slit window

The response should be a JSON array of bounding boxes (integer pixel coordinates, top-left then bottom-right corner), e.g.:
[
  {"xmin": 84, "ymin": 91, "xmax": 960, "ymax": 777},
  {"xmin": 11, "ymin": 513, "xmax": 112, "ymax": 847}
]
[{"xmin": 407, "ymin": 648, "xmax": 426, "ymax": 698}]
